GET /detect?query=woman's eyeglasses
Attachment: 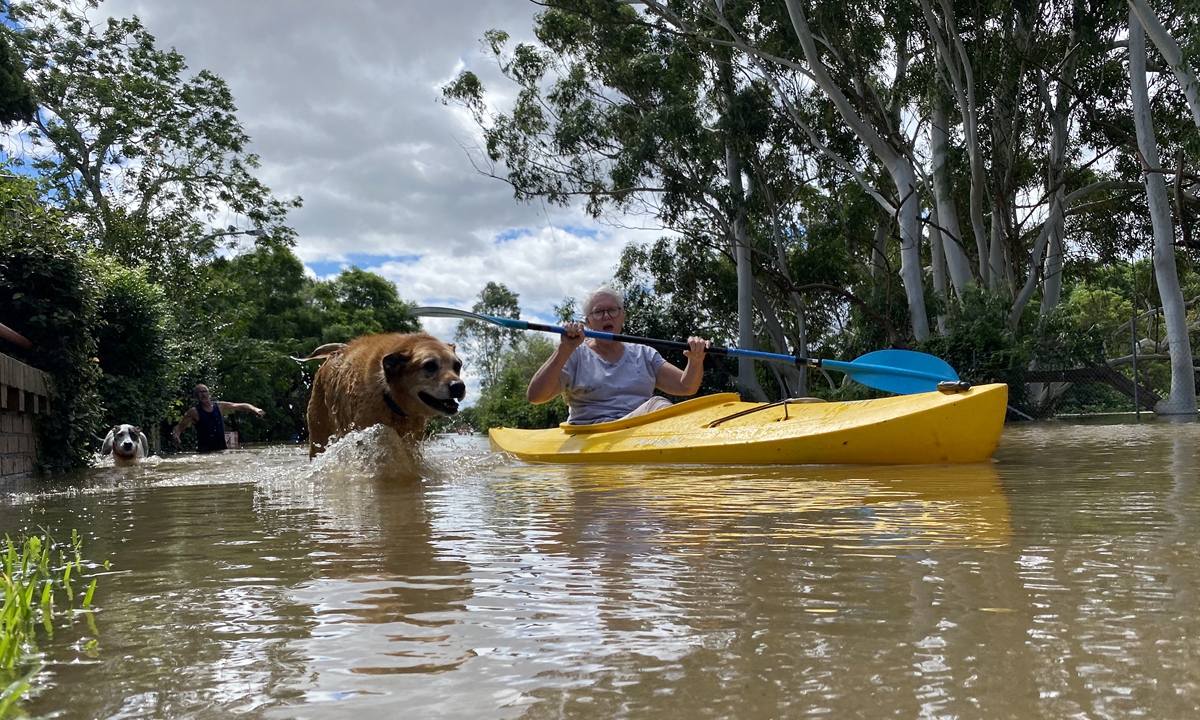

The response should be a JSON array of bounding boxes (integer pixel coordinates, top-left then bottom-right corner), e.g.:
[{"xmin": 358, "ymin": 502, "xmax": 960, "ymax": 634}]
[{"xmin": 588, "ymin": 307, "xmax": 624, "ymax": 320}]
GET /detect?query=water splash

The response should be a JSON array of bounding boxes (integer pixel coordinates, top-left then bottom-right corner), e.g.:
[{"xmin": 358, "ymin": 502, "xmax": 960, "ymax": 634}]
[{"xmin": 306, "ymin": 425, "xmax": 427, "ymax": 483}]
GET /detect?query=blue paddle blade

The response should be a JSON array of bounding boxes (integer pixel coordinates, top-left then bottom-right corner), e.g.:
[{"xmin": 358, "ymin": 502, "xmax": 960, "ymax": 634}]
[{"xmin": 822, "ymin": 350, "xmax": 959, "ymax": 395}]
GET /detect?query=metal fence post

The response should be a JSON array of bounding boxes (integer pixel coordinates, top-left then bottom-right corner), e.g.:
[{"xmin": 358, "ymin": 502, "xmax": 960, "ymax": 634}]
[{"xmin": 1131, "ymin": 313, "xmax": 1140, "ymax": 420}]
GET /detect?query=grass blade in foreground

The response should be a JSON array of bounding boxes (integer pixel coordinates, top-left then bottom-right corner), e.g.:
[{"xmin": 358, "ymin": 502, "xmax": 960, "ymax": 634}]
[{"xmin": 0, "ymin": 533, "xmax": 104, "ymax": 719}]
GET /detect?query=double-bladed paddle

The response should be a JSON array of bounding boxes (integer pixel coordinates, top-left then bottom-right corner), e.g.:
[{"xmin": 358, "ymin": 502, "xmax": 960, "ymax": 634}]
[{"xmin": 410, "ymin": 306, "xmax": 960, "ymax": 395}]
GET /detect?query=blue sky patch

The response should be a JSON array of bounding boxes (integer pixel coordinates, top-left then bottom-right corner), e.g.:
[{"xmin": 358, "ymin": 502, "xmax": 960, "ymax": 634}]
[
  {"xmin": 494, "ymin": 228, "xmax": 533, "ymax": 243},
  {"xmin": 561, "ymin": 224, "xmax": 600, "ymax": 239},
  {"xmin": 306, "ymin": 252, "xmax": 421, "ymax": 277}
]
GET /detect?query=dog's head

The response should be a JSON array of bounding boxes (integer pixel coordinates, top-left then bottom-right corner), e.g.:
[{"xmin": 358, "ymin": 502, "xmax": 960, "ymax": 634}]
[
  {"xmin": 380, "ymin": 333, "xmax": 466, "ymax": 418},
  {"xmin": 105, "ymin": 424, "xmax": 147, "ymax": 459}
]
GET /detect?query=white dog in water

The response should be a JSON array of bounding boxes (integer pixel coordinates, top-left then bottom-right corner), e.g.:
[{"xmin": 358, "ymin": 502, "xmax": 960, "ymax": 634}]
[{"xmin": 101, "ymin": 424, "xmax": 149, "ymax": 467}]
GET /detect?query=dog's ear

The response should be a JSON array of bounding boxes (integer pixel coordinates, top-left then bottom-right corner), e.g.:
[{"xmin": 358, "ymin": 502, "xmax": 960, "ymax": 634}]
[
  {"xmin": 101, "ymin": 429, "xmax": 115, "ymax": 455},
  {"xmin": 382, "ymin": 351, "xmax": 411, "ymax": 380},
  {"xmin": 447, "ymin": 343, "xmax": 456, "ymax": 353}
]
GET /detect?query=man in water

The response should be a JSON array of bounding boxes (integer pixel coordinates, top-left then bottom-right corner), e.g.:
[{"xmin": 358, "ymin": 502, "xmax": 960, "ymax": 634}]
[{"xmin": 170, "ymin": 384, "xmax": 266, "ymax": 452}]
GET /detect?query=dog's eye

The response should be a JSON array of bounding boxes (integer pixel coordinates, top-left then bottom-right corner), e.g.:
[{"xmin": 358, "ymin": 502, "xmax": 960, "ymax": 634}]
[
  {"xmin": 453, "ymin": 361, "xmax": 462, "ymax": 374},
  {"xmin": 423, "ymin": 359, "xmax": 438, "ymax": 374}
]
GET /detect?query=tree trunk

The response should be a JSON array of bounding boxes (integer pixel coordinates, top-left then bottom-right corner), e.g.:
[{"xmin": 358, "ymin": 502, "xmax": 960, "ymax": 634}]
[
  {"xmin": 986, "ymin": 5, "xmax": 1033, "ymax": 295},
  {"xmin": 928, "ymin": 204, "xmax": 949, "ymax": 334},
  {"xmin": 988, "ymin": 200, "xmax": 1007, "ymax": 293},
  {"xmin": 890, "ymin": 161, "xmax": 931, "ymax": 340},
  {"xmin": 762, "ymin": 183, "xmax": 810, "ymax": 394},
  {"xmin": 920, "ymin": 0, "xmax": 990, "ymax": 287},
  {"xmin": 782, "ymin": 0, "xmax": 929, "ymax": 340},
  {"xmin": 1011, "ymin": 65, "xmax": 1072, "ymax": 329},
  {"xmin": 1129, "ymin": 0, "xmax": 1200, "ymax": 131},
  {"xmin": 1130, "ymin": 10, "xmax": 1198, "ymax": 415},
  {"xmin": 726, "ymin": 142, "xmax": 767, "ymax": 401},
  {"xmin": 752, "ymin": 285, "xmax": 803, "ymax": 398},
  {"xmin": 1042, "ymin": 2, "xmax": 1081, "ymax": 315},
  {"xmin": 929, "ymin": 98, "xmax": 975, "ymax": 293}
]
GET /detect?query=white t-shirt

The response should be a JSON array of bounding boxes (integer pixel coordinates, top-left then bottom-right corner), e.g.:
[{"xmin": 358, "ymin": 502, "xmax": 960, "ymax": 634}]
[{"xmin": 560, "ymin": 343, "xmax": 666, "ymax": 424}]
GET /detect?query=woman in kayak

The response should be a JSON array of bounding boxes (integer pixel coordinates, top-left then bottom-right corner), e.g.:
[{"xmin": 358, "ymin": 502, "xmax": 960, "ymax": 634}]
[{"xmin": 527, "ymin": 284, "xmax": 710, "ymax": 425}]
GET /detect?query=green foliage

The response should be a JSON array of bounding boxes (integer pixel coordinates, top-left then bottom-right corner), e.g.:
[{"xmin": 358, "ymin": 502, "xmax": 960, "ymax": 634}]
[
  {"xmin": 0, "ymin": 531, "xmax": 104, "ymax": 717},
  {"xmin": 317, "ymin": 267, "xmax": 419, "ymax": 341},
  {"xmin": 454, "ymin": 282, "xmax": 521, "ymax": 391},
  {"xmin": 0, "ymin": 32, "xmax": 35, "ymax": 126},
  {"xmin": 1062, "ymin": 285, "xmax": 1134, "ymax": 356},
  {"xmin": 93, "ymin": 264, "xmax": 175, "ymax": 434},
  {"xmin": 0, "ymin": 178, "xmax": 101, "ymax": 471},
  {"xmin": 921, "ymin": 287, "xmax": 1028, "ymax": 372},
  {"xmin": 6, "ymin": 0, "xmax": 301, "ymax": 269},
  {"xmin": 471, "ymin": 336, "xmax": 568, "ymax": 430},
  {"xmin": 918, "ymin": 285, "xmax": 1109, "ymax": 414}
]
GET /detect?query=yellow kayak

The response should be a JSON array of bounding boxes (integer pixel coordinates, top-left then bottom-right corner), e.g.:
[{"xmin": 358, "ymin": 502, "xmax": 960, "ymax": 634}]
[{"xmin": 489, "ymin": 383, "xmax": 1008, "ymax": 465}]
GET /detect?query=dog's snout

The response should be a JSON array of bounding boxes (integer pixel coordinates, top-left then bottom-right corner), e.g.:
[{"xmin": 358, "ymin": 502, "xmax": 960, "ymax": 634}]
[{"xmin": 449, "ymin": 381, "xmax": 466, "ymax": 400}]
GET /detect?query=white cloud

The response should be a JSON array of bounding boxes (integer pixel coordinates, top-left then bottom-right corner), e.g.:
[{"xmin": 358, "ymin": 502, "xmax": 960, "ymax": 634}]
[{"xmin": 96, "ymin": 0, "xmax": 664, "ymax": 323}]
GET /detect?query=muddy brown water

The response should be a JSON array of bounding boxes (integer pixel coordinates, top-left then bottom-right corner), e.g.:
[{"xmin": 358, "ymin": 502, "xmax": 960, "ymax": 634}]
[{"xmin": 2, "ymin": 419, "xmax": 1199, "ymax": 719}]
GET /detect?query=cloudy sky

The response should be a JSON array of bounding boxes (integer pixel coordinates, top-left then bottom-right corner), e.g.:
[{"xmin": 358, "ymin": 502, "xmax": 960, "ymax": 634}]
[{"xmin": 100, "ymin": 0, "xmax": 662, "ymax": 342}]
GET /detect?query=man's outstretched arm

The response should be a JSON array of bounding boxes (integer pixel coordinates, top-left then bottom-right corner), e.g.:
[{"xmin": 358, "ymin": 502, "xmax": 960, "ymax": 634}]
[{"xmin": 216, "ymin": 401, "xmax": 266, "ymax": 418}]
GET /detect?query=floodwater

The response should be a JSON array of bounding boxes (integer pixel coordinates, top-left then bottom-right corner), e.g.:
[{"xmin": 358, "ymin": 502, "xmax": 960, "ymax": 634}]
[{"xmin": 2, "ymin": 418, "xmax": 1199, "ymax": 719}]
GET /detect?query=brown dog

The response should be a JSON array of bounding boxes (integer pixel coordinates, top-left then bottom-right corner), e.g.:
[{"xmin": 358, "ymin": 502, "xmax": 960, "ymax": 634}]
[{"xmin": 306, "ymin": 333, "xmax": 465, "ymax": 457}]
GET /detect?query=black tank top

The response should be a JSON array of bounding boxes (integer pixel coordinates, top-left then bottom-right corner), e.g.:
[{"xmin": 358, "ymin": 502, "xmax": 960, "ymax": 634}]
[{"xmin": 195, "ymin": 403, "xmax": 226, "ymax": 452}]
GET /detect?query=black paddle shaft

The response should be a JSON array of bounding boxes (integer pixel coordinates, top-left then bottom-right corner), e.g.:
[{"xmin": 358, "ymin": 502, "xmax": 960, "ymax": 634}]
[{"xmin": 525, "ymin": 321, "xmax": 817, "ymax": 368}]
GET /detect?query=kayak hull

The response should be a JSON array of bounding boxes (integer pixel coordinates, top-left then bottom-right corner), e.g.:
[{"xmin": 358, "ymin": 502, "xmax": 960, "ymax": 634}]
[{"xmin": 488, "ymin": 384, "xmax": 1008, "ymax": 465}]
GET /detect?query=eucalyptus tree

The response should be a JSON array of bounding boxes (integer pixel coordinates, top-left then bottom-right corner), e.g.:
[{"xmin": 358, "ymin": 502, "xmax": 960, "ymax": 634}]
[
  {"xmin": 4, "ymin": 0, "xmax": 300, "ymax": 273},
  {"xmin": 1128, "ymin": 0, "xmax": 1200, "ymax": 131},
  {"xmin": 639, "ymin": 0, "xmax": 936, "ymax": 341},
  {"xmin": 444, "ymin": 2, "xmax": 783, "ymax": 398},
  {"xmin": 1129, "ymin": 6, "xmax": 1197, "ymax": 414},
  {"xmin": 918, "ymin": 0, "xmax": 988, "ymax": 288},
  {"xmin": 455, "ymin": 282, "xmax": 522, "ymax": 392}
]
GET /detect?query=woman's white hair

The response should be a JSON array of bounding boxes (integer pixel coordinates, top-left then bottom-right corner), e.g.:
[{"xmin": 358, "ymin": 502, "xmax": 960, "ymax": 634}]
[{"xmin": 581, "ymin": 284, "xmax": 625, "ymax": 316}]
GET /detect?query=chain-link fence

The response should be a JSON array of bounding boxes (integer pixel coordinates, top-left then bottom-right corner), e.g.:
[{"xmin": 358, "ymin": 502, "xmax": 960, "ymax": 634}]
[{"xmin": 997, "ymin": 359, "xmax": 1174, "ymax": 420}]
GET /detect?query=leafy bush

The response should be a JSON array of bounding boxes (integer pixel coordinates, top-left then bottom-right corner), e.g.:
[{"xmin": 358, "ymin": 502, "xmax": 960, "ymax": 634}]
[
  {"xmin": 93, "ymin": 263, "xmax": 176, "ymax": 439},
  {"xmin": 471, "ymin": 336, "xmax": 568, "ymax": 430},
  {"xmin": 919, "ymin": 286, "xmax": 1030, "ymax": 386},
  {"xmin": 0, "ymin": 179, "xmax": 102, "ymax": 471}
]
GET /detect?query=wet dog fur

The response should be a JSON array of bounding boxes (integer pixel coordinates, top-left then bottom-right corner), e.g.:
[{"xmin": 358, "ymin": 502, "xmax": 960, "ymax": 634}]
[
  {"xmin": 102, "ymin": 424, "xmax": 149, "ymax": 467},
  {"xmin": 305, "ymin": 333, "xmax": 465, "ymax": 458}
]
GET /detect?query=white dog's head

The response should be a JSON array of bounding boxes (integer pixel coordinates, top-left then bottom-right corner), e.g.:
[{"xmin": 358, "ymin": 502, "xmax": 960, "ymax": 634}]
[{"xmin": 102, "ymin": 424, "xmax": 149, "ymax": 464}]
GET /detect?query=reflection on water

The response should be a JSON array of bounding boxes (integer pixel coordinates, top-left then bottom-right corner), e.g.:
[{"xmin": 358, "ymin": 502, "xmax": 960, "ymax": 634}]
[
  {"xmin": 502, "ymin": 463, "xmax": 1011, "ymax": 552},
  {"xmin": 0, "ymin": 419, "xmax": 1198, "ymax": 718}
]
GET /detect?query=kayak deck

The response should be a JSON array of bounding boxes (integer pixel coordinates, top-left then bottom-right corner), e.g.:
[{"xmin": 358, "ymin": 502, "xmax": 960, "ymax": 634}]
[{"xmin": 488, "ymin": 383, "xmax": 1008, "ymax": 465}]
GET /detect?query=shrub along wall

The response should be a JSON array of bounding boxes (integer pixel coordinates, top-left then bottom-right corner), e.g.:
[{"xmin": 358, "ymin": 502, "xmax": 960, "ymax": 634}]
[{"xmin": 0, "ymin": 188, "xmax": 102, "ymax": 472}]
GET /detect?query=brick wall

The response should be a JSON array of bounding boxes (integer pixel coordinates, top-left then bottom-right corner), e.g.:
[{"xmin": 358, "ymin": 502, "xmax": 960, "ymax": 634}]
[
  {"xmin": 0, "ymin": 411, "xmax": 36, "ymax": 477},
  {"xmin": 0, "ymin": 353, "xmax": 48, "ymax": 479}
]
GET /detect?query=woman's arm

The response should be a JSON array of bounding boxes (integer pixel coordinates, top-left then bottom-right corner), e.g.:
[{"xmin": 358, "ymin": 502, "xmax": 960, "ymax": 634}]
[
  {"xmin": 527, "ymin": 322, "xmax": 585, "ymax": 404},
  {"xmin": 654, "ymin": 337, "xmax": 709, "ymax": 396}
]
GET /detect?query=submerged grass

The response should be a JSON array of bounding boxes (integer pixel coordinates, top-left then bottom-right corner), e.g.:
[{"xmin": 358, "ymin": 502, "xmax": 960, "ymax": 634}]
[{"xmin": 0, "ymin": 531, "xmax": 104, "ymax": 718}]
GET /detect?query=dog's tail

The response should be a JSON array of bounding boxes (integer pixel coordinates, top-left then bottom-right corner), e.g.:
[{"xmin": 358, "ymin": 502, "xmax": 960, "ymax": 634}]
[{"xmin": 291, "ymin": 342, "xmax": 349, "ymax": 363}]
